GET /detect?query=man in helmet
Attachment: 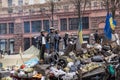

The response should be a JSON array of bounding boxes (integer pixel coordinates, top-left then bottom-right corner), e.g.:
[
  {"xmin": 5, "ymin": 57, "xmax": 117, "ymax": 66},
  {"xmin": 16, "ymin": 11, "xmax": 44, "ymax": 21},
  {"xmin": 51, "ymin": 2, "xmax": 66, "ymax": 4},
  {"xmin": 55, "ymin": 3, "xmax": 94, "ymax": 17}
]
[{"xmin": 46, "ymin": 27, "xmax": 55, "ymax": 54}]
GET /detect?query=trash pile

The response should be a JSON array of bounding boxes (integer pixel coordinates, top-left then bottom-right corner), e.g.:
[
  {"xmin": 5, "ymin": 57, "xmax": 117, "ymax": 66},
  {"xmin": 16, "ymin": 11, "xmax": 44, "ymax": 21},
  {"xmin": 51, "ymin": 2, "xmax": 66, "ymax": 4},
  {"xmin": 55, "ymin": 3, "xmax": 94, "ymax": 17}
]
[
  {"xmin": 45, "ymin": 43, "xmax": 120, "ymax": 80},
  {"xmin": 0, "ymin": 58, "xmax": 45, "ymax": 80},
  {"xmin": 0, "ymin": 43, "xmax": 120, "ymax": 80},
  {"xmin": 0, "ymin": 46, "xmax": 44, "ymax": 80},
  {"xmin": 9, "ymin": 58, "xmax": 45, "ymax": 79}
]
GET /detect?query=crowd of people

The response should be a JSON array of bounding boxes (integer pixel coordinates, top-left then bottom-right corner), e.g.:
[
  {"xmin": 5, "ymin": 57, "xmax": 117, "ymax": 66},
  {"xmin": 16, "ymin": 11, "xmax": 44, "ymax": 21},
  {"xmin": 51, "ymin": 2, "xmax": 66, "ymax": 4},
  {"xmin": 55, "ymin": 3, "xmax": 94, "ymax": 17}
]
[
  {"xmin": 37, "ymin": 27, "xmax": 61, "ymax": 63},
  {"xmin": 93, "ymin": 30, "xmax": 120, "ymax": 45},
  {"xmin": 37, "ymin": 27, "xmax": 79, "ymax": 63},
  {"xmin": 36, "ymin": 26, "xmax": 120, "ymax": 64}
]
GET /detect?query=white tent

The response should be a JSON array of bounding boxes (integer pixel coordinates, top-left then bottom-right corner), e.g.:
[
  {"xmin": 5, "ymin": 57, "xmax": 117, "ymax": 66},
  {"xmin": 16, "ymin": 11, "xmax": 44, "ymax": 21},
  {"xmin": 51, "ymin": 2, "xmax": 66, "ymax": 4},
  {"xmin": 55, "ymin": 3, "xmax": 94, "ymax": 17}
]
[{"xmin": 0, "ymin": 45, "xmax": 40, "ymax": 68}]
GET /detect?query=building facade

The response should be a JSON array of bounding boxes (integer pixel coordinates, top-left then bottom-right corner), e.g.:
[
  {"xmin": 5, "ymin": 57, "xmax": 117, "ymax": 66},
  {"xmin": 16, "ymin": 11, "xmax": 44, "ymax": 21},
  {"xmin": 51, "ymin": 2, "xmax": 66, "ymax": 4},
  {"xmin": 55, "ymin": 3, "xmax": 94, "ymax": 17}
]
[{"xmin": 0, "ymin": 0, "xmax": 120, "ymax": 54}]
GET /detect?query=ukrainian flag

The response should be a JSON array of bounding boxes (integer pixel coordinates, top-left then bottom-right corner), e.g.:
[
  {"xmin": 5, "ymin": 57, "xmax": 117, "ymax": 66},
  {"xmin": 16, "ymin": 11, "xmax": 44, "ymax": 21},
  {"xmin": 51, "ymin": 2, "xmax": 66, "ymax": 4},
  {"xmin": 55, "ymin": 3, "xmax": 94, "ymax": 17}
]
[
  {"xmin": 46, "ymin": 26, "xmax": 50, "ymax": 49},
  {"xmin": 109, "ymin": 14, "xmax": 116, "ymax": 30},
  {"xmin": 104, "ymin": 13, "xmax": 116, "ymax": 40},
  {"xmin": 78, "ymin": 21, "xmax": 83, "ymax": 44}
]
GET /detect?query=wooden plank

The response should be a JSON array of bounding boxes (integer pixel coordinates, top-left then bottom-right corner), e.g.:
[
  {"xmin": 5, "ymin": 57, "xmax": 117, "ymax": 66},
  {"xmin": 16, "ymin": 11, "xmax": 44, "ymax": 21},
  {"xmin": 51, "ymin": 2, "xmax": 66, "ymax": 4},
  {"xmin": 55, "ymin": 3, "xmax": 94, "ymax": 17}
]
[
  {"xmin": 82, "ymin": 67, "xmax": 105, "ymax": 78},
  {"xmin": 0, "ymin": 71, "xmax": 10, "ymax": 78}
]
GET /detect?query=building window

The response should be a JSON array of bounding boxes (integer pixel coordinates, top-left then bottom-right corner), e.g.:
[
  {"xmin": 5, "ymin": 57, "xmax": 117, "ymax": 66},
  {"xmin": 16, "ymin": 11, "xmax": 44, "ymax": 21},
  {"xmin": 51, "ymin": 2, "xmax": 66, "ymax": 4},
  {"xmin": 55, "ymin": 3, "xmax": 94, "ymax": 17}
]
[
  {"xmin": 82, "ymin": 17, "xmax": 89, "ymax": 29},
  {"xmin": 24, "ymin": 21, "xmax": 30, "ymax": 33},
  {"xmin": 24, "ymin": 38, "xmax": 30, "ymax": 50},
  {"xmin": 0, "ymin": 39, "xmax": 7, "ymax": 51},
  {"xmin": 32, "ymin": 37, "xmax": 36, "ymax": 47},
  {"xmin": 9, "ymin": 39, "xmax": 14, "ymax": 54},
  {"xmin": 83, "ymin": 35, "xmax": 89, "ymax": 43},
  {"xmin": 32, "ymin": 36, "xmax": 40, "ymax": 48},
  {"xmin": 0, "ymin": 23, "xmax": 7, "ymax": 34},
  {"xmin": 18, "ymin": 7, "xmax": 23, "ymax": 13},
  {"xmin": 8, "ymin": 7, "xmax": 13, "ymax": 13},
  {"xmin": 0, "ymin": 0, "xmax": 2, "ymax": 8},
  {"xmin": 60, "ymin": 18, "xmax": 67, "ymax": 31},
  {"xmin": 100, "ymin": 2, "xmax": 104, "ymax": 9},
  {"xmin": 86, "ymin": 2, "xmax": 91, "ymax": 8},
  {"xmin": 43, "ymin": 20, "xmax": 49, "ymax": 32},
  {"xmin": 93, "ymin": 1, "xmax": 97, "ymax": 7},
  {"xmin": 63, "ymin": 5, "xmax": 69, "ymax": 11},
  {"xmin": 18, "ymin": 0, "xmax": 23, "ymax": 5},
  {"xmin": 40, "ymin": 7, "xmax": 46, "ymax": 12},
  {"xmin": 29, "ymin": 0, "xmax": 34, "ymax": 5},
  {"xmin": 9, "ymin": 23, "xmax": 14, "ymax": 34},
  {"xmin": 53, "ymin": 20, "xmax": 58, "ymax": 29},
  {"xmin": 69, "ymin": 18, "xmax": 79, "ymax": 30},
  {"xmin": 32, "ymin": 20, "xmax": 41, "ymax": 32},
  {"xmin": 69, "ymin": 17, "xmax": 89, "ymax": 30},
  {"xmin": 8, "ymin": 0, "xmax": 12, "ymax": 7}
]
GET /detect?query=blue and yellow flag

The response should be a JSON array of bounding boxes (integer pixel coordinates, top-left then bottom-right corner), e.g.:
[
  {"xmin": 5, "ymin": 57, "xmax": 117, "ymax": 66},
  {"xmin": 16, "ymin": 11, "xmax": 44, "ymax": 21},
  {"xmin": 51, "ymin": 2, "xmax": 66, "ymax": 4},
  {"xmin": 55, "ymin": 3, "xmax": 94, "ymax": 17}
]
[
  {"xmin": 109, "ymin": 14, "xmax": 116, "ymax": 30},
  {"xmin": 46, "ymin": 26, "xmax": 50, "ymax": 49},
  {"xmin": 78, "ymin": 21, "xmax": 83, "ymax": 44},
  {"xmin": 104, "ymin": 13, "xmax": 116, "ymax": 40}
]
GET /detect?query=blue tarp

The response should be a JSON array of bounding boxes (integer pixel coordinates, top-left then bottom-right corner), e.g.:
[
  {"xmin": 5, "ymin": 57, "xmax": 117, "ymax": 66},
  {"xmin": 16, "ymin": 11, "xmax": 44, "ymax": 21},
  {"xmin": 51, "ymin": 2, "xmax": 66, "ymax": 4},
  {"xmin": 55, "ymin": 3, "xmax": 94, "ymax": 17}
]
[{"xmin": 25, "ymin": 58, "xmax": 39, "ymax": 67}]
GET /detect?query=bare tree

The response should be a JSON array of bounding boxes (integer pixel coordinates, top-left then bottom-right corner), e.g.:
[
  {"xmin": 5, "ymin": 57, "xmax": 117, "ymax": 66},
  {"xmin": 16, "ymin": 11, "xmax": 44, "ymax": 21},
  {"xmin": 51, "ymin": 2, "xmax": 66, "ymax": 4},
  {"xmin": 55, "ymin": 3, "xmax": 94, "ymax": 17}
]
[
  {"xmin": 45, "ymin": 0, "xmax": 57, "ymax": 27},
  {"xmin": 49, "ymin": 0, "xmax": 54, "ymax": 27},
  {"xmin": 70, "ymin": 0, "xmax": 88, "ymax": 50},
  {"xmin": 70, "ymin": 0, "xmax": 89, "ymax": 29},
  {"xmin": 104, "ymin": 0, "xmax": 120, "ymax": 19}
]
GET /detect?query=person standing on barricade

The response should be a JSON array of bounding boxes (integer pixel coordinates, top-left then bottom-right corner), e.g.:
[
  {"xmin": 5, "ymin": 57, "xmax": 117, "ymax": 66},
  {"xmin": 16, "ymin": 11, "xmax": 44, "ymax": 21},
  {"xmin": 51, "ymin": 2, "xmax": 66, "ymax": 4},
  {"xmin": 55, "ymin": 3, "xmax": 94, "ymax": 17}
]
[
  {"xmin": 54, "ymin": 29, "xmax": 61, "ymax": 52},
  {"xmin": 46, "ymin": 27, "xmax": 55, "ymax": 54},
  {"xmin": 111, "ymin": 30, "xmax": 120, "ymax": 45},
  {"xmin": 94, "ymin": 30, "xmax": 100, "ymax": 43},
  {"xmin": 63, "ymin": 32, "xmax": 69, "ymax": 49},
  {"xmin": 110, "ymin": 30, "xmax": 120, "ymax": 49},
  {"xmin": 38, "ymin": 29, "xmax": 46, "ymax": 63}
]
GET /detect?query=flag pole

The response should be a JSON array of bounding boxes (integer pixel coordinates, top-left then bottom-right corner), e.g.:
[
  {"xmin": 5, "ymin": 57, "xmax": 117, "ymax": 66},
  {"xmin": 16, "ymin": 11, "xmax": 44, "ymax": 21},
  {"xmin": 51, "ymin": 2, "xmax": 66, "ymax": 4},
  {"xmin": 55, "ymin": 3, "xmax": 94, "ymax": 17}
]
[
  {"xmin": 106, "ymin": 0, "xmax": 109, "ymax": 13},
  {"xmin": 19, "ymin": 46, "xmax": 25, "ymax": 65}
]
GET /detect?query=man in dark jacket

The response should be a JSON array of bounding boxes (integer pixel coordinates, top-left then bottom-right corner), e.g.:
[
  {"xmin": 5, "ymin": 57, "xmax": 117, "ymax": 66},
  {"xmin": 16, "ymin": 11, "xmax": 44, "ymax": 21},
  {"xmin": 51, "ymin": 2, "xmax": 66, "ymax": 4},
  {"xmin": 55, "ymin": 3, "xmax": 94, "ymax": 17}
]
[
  {"xmin": 38, "ymin": 29, "xmax": 46, "ymax": 62},
  {"xmin": 94, "ymin": 30, "xmax": 99, "ymax": 43},
  {"xmin": 54, "ymin": 29, "xmax": 61, "ymax": 52},
  {"xmin": 46, "ymin": 27, "xmax": 55, "ymax": 54},
  {"xmin": 63, "ymin": 33, "xmax": 69, "ymax": 49}
]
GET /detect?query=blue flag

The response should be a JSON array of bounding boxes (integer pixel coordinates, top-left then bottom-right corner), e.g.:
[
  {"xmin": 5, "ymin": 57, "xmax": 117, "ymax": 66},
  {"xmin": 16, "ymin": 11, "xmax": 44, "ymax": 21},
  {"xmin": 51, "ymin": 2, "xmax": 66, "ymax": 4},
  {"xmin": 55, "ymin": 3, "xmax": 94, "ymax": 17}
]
[
  {"xmin": 104, "ymin": 13, "xmax": 112, "ymax": 40},
  {"xmin": 46, "ymin": 26, "xmax": 50, "ymax": 49}
]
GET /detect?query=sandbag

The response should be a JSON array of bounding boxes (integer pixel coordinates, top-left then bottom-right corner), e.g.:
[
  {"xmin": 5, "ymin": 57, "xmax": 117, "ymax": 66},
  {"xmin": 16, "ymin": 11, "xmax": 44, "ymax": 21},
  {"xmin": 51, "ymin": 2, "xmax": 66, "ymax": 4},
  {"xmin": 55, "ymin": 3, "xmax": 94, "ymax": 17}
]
[
  {"xmin": 101, "ymin": 50, "xmax": 111, "ymax": 57},
  {"xmin": 64, "ymin": 44, "xmax": 75, "ymax": 56},
  {"xmin": 102, "ymin": 46, "xmax": 110, "ymax": 51},
  {"xmin": 70, "ymin": 65, "xmax": 77, "ymax": 72},
  {"xmin": 91, "ymin": 56, "xmax": 103, "ymax": 62}
]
